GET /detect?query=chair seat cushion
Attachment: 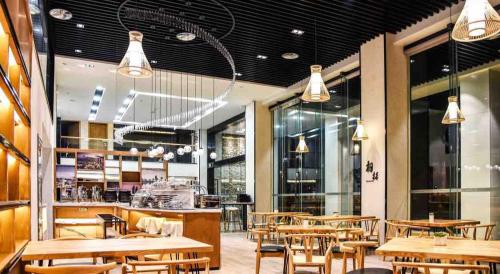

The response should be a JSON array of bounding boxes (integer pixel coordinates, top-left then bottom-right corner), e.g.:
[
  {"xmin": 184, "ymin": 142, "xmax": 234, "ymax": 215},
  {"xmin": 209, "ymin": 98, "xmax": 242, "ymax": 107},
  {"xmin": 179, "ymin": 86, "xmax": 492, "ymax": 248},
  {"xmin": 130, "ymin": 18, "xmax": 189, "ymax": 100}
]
[
  {"xmin": 347, "ymin": 267, "xmax": 392, "ymax": 274},
  {"xmin": 256, "ymin": 245, "xmax": 284, "ymax": 253}
]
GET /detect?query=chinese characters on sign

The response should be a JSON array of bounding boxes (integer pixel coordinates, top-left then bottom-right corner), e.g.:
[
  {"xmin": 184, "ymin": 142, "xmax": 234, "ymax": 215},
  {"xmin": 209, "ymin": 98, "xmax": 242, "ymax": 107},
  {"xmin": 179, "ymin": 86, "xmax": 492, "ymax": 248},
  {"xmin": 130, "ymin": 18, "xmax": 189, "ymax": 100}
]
[{"xmin": 365, "ymin": 160, "xmax": 379, "ymax": 182}]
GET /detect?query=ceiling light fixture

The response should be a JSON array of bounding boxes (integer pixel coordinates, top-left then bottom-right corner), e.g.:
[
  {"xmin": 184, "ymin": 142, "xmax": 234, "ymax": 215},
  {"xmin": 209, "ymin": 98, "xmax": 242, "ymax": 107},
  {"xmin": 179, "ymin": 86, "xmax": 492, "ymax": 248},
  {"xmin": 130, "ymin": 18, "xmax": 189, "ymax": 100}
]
[
  {"xmin": 113, "ymin": 90, "xmax": 137, "ymax": 122},
  {"xmin": 295, "ymin": 136, "xmax": 309, "ymax": 153},
  {"xmin": 74, "ymin": 49, "xmax": 82, "ymax": 53},
  {"xmin": 117, "ymin": 31, "xmax": 152, "ymax": 78},
  {"xmin": 235, "ymin": 72, "xmax": 242, "ymax": 76},
  {"xmin": 442, "ymin": 96, "xmax": 465, "ymax": 124},
  {"xmin": 281, "ymin": 52, "xmax": 299, "ymax": 60},
  {"xmin": 29, "ymin": 1, "xmax": 40, "ymax": 15},
  {"xmin": 88, "ymin": 86, "xmax": 105, "ymax": 121},
  {"xmin": 176, "ymin": 32, "xmax": 196, "ymax": 41},
  {"xmin": 49, "ymin": 8, "xmax": 72, "ymax": 20},
  {"xmin": 352, "ymin": 120, "xmax": 368, "ymax": 141},
  {"xmin": 291, "ymin": 29, "xmax": 304, "ymax": 35},
  {"xmin": 76, "ymin": 23, "xmax": 85, "ymax": 29},
  {"xmin": 301, "ymin": 21, "xmax": 330, "ymax": 103},
  {"xmin": 452, "ymin": 0, "xmax": 500, "ymax": 42},
  {"xmin": 257, "ymin": 55, "xmax": 268, "ymax": 60},
  {"xmin": 151, "ymin": 60, "xmax": 157, "ymax": 64}
]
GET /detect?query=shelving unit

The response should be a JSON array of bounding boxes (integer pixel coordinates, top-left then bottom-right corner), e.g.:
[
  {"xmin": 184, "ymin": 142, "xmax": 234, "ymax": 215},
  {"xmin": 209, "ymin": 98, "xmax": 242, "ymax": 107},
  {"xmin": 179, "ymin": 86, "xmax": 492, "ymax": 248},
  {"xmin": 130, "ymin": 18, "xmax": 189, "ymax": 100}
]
[
  {"xmin": 0, "ymin": 0, "xmax": 32, "ymax": 271},
  {"xmin": 54, "ymin": 148, "xmax": 168, "ymax": 200}
]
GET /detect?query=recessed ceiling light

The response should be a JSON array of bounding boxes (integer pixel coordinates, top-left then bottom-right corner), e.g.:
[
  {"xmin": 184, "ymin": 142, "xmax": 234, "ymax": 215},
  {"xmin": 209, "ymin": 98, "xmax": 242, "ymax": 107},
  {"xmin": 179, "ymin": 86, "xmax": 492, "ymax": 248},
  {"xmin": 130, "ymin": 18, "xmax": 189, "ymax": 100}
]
[
  {"xmin": 257, "ymin": 55, "xmax": 268, "ymax": 60},
  {"xmin": 291, "ymin": 29, "xmax": 304, "ymax": 35},
  {"xmin": 74, "ymin": 49, "xmax": 82, "ymax": 53},
  {"xmin": 76, "ymin": 23, "xmax": 85, "ymax": 29},
  {"xmin": 334, "ymin": 105, "xmax": 342, "ymax": 109},
  {"xmin": 235, "ymin": 72, "xmax": 242, "ymax": 76},
  {"xmin": 151, "ymin": 60, "xmax": 158, "ymax": 64},
  {"xmin": 281, "ymin": 52, "xmax": 299, "ymax": 60},
  {"xmin": 78, "ymin": 63, "xmax": 94, "ymax": 68},
  {"xmin": 49, "ymin": 8, "xmax": 72, "ymax": 20},
  {"xmin": 176, "ymin": 32, "xmax": 196, "ymax": 41}
]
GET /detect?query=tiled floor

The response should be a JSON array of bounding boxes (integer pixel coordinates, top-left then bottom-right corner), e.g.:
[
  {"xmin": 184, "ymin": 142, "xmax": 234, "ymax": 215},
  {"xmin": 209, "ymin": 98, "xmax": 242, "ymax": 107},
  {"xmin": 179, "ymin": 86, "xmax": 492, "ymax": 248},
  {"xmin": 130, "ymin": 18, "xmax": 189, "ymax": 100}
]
[{"xmin": 64, "ymin": 232, "xmax": 390, "ymax": 273}]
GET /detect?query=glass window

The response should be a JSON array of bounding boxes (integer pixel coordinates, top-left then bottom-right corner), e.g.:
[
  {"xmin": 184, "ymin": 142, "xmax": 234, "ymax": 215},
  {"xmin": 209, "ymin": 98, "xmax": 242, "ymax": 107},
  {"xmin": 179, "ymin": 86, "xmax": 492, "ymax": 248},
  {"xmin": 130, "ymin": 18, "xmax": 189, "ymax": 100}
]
[{"xmin": 273, "ymin": 75, "xmax": 361, "ymax": 215}]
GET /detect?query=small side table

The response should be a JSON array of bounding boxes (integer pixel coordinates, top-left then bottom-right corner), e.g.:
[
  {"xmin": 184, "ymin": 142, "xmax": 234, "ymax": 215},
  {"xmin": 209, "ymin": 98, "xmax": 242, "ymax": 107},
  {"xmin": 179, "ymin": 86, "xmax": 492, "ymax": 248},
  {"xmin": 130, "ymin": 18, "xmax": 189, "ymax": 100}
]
[{"xmin": 96, "ymin": 214, "xmax": 127, "ymax": 239}]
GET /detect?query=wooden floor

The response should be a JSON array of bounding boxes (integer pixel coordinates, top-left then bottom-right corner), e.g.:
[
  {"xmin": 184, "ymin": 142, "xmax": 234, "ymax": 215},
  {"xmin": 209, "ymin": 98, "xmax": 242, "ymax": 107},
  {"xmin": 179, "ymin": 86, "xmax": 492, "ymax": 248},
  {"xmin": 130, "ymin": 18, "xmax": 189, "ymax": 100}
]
[{"xmin": 64, "ymin": 232, "xmax": 390, "ymax": 273}]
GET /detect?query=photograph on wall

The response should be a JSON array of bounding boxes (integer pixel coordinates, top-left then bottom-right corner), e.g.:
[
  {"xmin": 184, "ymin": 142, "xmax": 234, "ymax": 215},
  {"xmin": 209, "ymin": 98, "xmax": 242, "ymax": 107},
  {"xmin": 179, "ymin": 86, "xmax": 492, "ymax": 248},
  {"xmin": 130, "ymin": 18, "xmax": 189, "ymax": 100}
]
[
  {"xmin": 76, "ymin": 153, "xmax": 104, "ymax": 170},
  {"xmin": 141, "ymin": 168, "xmax": 166, "ymax": 184}
]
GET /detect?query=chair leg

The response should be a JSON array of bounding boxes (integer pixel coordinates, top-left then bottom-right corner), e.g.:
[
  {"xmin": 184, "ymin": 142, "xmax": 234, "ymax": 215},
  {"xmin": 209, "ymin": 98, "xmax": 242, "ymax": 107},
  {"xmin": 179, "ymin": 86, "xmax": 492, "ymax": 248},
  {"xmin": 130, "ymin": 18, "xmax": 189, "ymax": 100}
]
[{"xmin": 255, "ymin": 253, "xmax": 261, "ymax": 274}]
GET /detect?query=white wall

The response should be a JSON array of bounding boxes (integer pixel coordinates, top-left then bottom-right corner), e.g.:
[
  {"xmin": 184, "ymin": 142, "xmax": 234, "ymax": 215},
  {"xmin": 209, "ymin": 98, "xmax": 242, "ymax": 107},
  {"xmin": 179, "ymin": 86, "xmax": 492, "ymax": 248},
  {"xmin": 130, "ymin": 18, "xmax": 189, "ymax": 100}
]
[
  {"xmin": 324, "ymin": 116, "xmax": 341, "ymax": 214},
  {"xmin": 30, "ymin": 50, "xmax": 56, "ymax": 241}
]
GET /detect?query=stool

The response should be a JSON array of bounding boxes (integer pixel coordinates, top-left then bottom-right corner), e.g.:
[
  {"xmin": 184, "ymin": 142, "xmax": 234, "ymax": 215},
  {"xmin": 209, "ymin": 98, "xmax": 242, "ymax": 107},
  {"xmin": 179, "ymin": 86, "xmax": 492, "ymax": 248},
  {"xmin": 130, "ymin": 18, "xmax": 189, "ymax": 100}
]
[{"xmin": 224, "ymin": 206, "xmax": 242, "ymax": 232}]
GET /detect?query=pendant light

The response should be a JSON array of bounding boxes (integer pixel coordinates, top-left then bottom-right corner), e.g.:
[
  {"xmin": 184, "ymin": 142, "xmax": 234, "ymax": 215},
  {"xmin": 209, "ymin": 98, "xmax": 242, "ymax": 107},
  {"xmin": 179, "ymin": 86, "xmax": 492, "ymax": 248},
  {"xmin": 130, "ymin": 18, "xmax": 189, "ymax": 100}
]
[
  {"xmin": 295, "ymin": 105, "xmax": 309, "ymax": 153},
  {"xmin": 301, "ymin": 20, "xmax": 330, "ymax": 103},
  {"xmin": 452, "ymin": 0, "xmax": 500, "ymax": 42},
  {"xmin": 352, "ymin": 120, "xmax": 369, "ymax": 141},
  {"xmin": 442, "ymin": 96, "xmax": 465, "ymax": 124},
  {"xmin": 209, "ymin": 77, "xmax": 218, "ymax": 160},
  {"xmin": 177, "ymin": 147, "xmax": 185, "ymax": 155},
  {"xmin": 117, "ymin": 31, "xmax": 152, "ymax": 78}
]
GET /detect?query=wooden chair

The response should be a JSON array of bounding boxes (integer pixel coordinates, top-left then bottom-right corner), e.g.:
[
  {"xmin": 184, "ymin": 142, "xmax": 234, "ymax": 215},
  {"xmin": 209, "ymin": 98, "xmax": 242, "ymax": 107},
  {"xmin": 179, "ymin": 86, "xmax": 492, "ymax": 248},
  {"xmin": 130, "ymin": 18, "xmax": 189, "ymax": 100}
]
[
  {"xmin": 25, "ymin": 262, "xmax": 116, "ymax": 274},
  {"xmin": 118, "ymin": 233, "xmax": 163, "ymax": 265},
  {"xmin": 331, "ymin": 228, "xmax": 364, "ymax": 271},
  {"xmin": 252, "ymin": 229, "xmax": 284, "ymax": 274},
  {"xmin": 285, "ymin": 233, "xmax": 335, "ymax": 274},
  {"xmin": 392, "ymin": 262, "xmax": 489, "ymax": 274},
  {"xmin": 360, "ymin": 218, "xmax": 380, "ymax": 246},
  {"xmin": 456, "ymin": 224, "xmax": 496, "ymax": 240},
  {"xmin": 125, "ymin": 257, "xmax": 210, "ymax": 274},
  {"xmin": 385, "ymin": 221, "xmax": 430, "ymax": 241}
]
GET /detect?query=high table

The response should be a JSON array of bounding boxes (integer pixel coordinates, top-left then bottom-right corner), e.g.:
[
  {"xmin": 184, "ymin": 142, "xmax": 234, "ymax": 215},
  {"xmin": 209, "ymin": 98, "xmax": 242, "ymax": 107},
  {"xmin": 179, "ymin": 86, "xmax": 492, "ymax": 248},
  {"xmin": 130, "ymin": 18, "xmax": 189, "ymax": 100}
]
[
  {"xmin": 376, "ymin": 237, "xmax": 500, "ymax": 263},
  {"xmin": 221, "ymin": 201, "xmax": 254, "ymax": 231},
  {"xmin": 22, "ymin": 236, "xmax": 213, "ymax": 261}
]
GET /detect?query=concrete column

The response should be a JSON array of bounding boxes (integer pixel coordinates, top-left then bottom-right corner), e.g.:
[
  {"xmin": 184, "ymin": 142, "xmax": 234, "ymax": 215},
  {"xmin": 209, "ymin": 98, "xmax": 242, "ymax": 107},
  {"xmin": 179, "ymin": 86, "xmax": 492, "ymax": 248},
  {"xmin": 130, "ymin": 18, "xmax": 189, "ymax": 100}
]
[
  {"xmin": 360, "ymin": 33, "xmax": 410, "ymax": 240},
  {"xmin": 245, "ymin": 102, "xmax": 255, "ymax": 201}
]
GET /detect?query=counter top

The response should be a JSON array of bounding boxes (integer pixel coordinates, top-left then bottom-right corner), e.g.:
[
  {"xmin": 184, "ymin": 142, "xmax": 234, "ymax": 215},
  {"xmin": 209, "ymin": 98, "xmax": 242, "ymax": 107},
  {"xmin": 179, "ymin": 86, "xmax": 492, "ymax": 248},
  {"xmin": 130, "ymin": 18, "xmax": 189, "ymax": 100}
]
[{"xmin": 53, "ymin": 202, "xmax": 221, "ymax": 214}]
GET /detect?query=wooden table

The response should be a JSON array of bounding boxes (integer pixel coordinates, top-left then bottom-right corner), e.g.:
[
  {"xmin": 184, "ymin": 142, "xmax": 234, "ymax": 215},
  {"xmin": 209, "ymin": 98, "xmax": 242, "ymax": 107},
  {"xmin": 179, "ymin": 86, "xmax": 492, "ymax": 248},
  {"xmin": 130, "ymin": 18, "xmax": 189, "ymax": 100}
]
[
  {"xmin": 295, "ymin": 215, "xmax": 376, "ymax": 224},
  {"xmin": 276, "ymin": 225, "xmax": 363, "ymax": 234},
  {"xmin": 376, "ymin": 237, "xmax": 500, "ymax": 263},
  {"xmin": 396, "ymin": 219, "xmax": 480, "ymax": 234},
  {"xmin": 22, "ymin": 237, "xmax": 213, "ymax": 261}
]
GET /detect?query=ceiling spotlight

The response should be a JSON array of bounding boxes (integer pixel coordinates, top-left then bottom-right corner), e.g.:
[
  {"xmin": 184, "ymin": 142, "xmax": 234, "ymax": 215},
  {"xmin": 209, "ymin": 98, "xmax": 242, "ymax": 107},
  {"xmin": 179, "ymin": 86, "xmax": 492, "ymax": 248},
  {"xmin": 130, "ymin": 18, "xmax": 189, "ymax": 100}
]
[
  {"xmin": 291, "ymin": 29, "xmax": 305, "ymax": 35},
  {"xmin": 74, "ymin": 49, "xmax": 82, "ymax": 53},
  {"xmin": 151, "ymin": 60, "xmax": 158, "ymax": 64},
  {"xmin": 176, "ymin": 32, "xmax": 196, "ymax": 41},
  {"xmin": 76, "ymin": 23, "xmax": 85, "ymax": 29},
  {"xmin": 257, "ymin": 55, "xmax": 268, "ymax": 60},
  {"xmin": 281, "ymin": 52, "xmax": 299, "ymax": 60},
  {"xmin": 235, "ymin": 72, "xmax": 242, "ymax": 77},
  {"xmin": 49, "ymin": 8, "xmax": 72, "ymax": 20}
]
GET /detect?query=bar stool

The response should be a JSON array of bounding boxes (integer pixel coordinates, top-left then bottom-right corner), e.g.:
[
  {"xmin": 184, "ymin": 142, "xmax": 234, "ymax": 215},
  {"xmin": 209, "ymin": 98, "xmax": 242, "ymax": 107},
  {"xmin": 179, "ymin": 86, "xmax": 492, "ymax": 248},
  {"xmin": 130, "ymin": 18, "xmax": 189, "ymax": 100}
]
[{"xmin": 224, "ymin": 206, "xmax": 242, "ymax": 232}]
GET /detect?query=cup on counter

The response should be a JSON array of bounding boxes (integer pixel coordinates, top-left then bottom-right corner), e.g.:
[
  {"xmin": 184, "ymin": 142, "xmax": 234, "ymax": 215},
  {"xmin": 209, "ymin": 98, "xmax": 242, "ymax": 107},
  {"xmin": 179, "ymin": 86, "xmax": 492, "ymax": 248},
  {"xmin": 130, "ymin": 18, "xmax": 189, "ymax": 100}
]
[{"xmin": 429, "ymin": 212, "xmax": 435, "ymax": 223}]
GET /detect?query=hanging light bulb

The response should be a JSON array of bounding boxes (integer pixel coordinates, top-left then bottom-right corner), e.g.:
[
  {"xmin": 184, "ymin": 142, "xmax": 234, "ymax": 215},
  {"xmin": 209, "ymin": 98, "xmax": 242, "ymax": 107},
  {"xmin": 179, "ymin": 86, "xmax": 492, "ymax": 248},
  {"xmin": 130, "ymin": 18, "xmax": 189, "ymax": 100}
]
[
  {"xmin": 147, "ymin": 149, "xmax": 155, "ymax": 158},
  {"xmin": 117, "ymin": 31, "xmax": 153, "ymax": 78},
  {"xmin": 163, "ymin": 153, "xmax": 170, "ymax": 161},
  {"xmin": 210, "ymin": 151, "xmax": 217, "ymax": 160},
  {"xmin": 177, "ymin": 147, "xmax": 185, "ymax": 156},
  {"xmin": 130, "ymin": 147, "xmax": 138, "ymax": 155},
  {"xmin": 156, "ymin": 146, "xmax": 164, "ymax": 154},
  {"xmin": 352, "ymin": 120, "xmax": 369, "ymax": 141},
  {"xmin": 351, "ymin": 143, "xmax": 361, "ymax": 155},
  {"xmin": 442, "ymin": 96, "xmax": 465, "ymax": 124},
  {"xmin": 167, "ymin": 151, "xmax": 175, "ymax": 160},
  {"xmin": 301, "ymin": 65, "xmax": 330, "ymax": 103},
  {"xmin": 295, "ymin": 136, "xmax": 309, "ymax": 153},
  {"xmin": 184, "ymin": 145, "xmax": 192, "ymax": 153},
  {"xmin": 452, "ymin": 0, "xmax": 500, "ymax": 42}
]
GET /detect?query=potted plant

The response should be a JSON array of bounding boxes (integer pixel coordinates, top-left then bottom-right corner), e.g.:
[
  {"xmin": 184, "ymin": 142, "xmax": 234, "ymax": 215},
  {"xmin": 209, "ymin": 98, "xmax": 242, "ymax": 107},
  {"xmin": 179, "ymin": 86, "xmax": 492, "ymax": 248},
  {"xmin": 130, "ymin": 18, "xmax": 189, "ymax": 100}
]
[{"xmin": 433, "ymin": 232, "xmax": 448, "ymax": 246}]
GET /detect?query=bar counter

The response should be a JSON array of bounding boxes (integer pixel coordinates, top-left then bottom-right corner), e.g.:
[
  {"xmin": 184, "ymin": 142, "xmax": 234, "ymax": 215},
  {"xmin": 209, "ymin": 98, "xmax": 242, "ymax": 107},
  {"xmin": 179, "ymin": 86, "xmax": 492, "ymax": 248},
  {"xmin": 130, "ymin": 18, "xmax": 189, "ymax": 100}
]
[{"xmin": 52, "ymin": 202, "xmax": 221, "ymax": 269}]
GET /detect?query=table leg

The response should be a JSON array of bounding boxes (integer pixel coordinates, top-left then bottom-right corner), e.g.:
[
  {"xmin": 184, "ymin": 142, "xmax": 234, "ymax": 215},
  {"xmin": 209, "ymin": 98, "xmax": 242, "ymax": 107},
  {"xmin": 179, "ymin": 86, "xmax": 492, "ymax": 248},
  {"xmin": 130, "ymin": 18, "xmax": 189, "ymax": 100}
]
[
  {"xmin": 103, "ymin": 223, "xmax": 107, "ymax": 239},
  {"xmin": 242, "ymin": 204, "xmax": 248, "ymax": 231}
]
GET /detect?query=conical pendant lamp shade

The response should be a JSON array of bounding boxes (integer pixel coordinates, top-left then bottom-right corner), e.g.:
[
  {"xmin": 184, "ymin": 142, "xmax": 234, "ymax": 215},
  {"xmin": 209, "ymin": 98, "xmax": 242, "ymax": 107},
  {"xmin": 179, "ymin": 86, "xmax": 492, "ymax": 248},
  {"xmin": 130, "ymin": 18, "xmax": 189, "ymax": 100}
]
[
  {"xmin": 352, "ymin": 120, "xmax": 368, "ymax": 141},
  {"xmin": 295, "ymin": 136, "xmax": 309, "ymax": 153},
  {"xmin": 442, "ymin": 96, "xmax": 465, "ymax": 124},
  {"xmin": 117, "ymin": 31, "xmax": 153, "ymax": 78},
  {"xmin": 452, "ymin": 0, "xmax": 500, "ymax": 42},
  {"xmin": 301, "ymin": 65, "xmax": 330, "ymax": 103}
]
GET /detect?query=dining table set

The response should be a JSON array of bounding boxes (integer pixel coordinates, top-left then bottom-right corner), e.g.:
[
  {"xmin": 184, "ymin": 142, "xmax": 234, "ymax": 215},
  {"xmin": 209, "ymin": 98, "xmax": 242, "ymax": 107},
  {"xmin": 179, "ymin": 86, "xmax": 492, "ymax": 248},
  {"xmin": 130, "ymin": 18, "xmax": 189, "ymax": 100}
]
[{"xmin": 248, "ymin": 211, "xmax": 499, "ymax": 274}]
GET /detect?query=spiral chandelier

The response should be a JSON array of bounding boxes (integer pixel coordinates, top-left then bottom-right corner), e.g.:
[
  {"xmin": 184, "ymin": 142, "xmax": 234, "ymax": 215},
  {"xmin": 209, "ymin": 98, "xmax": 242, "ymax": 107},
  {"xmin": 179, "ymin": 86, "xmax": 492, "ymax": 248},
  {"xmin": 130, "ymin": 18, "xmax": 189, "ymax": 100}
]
[{"xmin": 114, "ymin": 7, "xmax": 236, "ymax": 145}]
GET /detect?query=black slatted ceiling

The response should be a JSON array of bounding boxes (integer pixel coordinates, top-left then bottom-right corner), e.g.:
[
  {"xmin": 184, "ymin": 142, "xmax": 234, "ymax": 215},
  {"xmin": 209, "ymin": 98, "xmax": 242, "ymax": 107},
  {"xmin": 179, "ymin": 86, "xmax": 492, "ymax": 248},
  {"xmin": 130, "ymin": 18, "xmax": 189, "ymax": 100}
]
[{"xmin": 48, "ymin": 0, "xmax": 458, "ymax": 87}]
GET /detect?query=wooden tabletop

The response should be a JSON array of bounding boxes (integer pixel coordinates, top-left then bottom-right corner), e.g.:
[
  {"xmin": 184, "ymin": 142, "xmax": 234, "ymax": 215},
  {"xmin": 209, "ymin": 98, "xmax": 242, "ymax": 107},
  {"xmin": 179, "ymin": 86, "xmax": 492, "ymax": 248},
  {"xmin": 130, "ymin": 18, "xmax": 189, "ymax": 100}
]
[
  {"xmin": 396, "ymin": 219, "xmax": 479, "ymax": 228},
  {"xmin": 376, "ymin": 237, "xmax": 500, "ymax": 263},
  {"xmin": 249, "ymin": 212, "xmax": 308, "ymax": 217},
  {"xmin": 296, "ymin": 215, "xmax": 376, "ymax": 222},
  {"xmin": 22, "ymin": 237, "xmax": 213, "ymax": 261}
]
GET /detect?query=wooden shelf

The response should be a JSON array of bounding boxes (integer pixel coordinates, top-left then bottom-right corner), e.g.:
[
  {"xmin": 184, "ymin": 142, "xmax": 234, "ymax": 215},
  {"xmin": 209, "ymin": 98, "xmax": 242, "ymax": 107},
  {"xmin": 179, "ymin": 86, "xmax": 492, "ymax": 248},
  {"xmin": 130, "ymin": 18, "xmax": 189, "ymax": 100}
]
[
  {"xmin": 0, "ymin": 133, "xmax": 30, "ymax": 166},
  {"xmin": 0, "ymin": 200, "xmax": 29, "ymax": 209},
  {"xmin": 0, "ymin": 63, "xmax": 30, "ymax": 125}
]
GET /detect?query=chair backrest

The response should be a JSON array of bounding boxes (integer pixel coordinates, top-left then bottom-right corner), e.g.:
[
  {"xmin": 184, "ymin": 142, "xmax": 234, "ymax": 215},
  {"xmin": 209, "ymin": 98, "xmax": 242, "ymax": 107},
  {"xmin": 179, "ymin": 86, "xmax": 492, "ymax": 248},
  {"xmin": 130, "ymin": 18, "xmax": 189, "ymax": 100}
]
[
  {"xmin": 457, "ymin": 224, "xmax": 496, "ymax": 240},
  {"xmin": 25, "ymin": 262, "xmax": 116, "ymax": 274},
  {"xmin": 120, "ymin": 232, "xmax": 162, "ymax": 239},
  {"xmin": 251, "ymin": 229, "xmax": 269, "ymax": 252},
  {"xmin": 285, "ymin": 234, "xmax": 335, "ymax": 263},
  {"xmin": 385, "ymin": 221, "xmax": 429, "ymax": 240},
  {"xmin": 361, "ymin": 218, "xmax": 380, "ymax": 236},
  {"xmin": 392, "ymin": 262, "xmax": 489, "ymax": 274},
  {"xmin": 128, "ymin": 257, "xmax": 210, "ymax": 274}
]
